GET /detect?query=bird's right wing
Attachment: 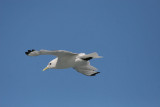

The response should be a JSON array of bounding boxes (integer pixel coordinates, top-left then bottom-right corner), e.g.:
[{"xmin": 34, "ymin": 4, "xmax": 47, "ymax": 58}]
[
  {"xmin": 73, "ymin": 61, "xmax": 100, "ymax": 76},
  {"xmin": 25, "ymin": 49, "xmax": 78, "ymax": 57}
]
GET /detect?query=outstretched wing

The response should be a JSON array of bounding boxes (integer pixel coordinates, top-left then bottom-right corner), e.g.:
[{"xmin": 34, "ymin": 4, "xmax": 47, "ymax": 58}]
[
  {"xmin": 73, "ymin": 61, "xmax": 100, "ymax": 76},
  {"xmin": 25, "ymin": 49, "xmax": 78, "ymax": 57}
]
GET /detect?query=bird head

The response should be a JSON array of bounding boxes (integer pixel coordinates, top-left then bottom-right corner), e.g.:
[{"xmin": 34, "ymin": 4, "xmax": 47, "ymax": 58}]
[{"xmin": 43, "ymin": 58, "xmax": 57, "ymax": 71}]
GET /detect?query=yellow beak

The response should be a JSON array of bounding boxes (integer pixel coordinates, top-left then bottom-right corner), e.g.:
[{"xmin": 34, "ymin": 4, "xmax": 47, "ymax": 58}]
[{"xmin": 43, "ymin": 66, "xmax": 49, "ymax": 71}]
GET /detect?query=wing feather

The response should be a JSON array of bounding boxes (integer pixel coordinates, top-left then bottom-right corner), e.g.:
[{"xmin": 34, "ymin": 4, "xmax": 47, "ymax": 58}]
[
  {"xmin": 73, "ymin": 61, "xmax": 100, "ymax": 76},
  {"xmin": 25, "ymin": 49, "xmax": 77, "ymax": 57}
]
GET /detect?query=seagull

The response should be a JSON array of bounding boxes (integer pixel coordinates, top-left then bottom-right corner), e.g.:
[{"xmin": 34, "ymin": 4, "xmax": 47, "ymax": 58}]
[{"xmin": 25, "ymin": 49, "xmax": 102, "ymax": 76}]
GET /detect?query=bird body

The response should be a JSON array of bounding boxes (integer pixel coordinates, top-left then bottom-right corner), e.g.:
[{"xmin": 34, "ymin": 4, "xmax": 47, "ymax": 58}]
[
  {"xmin": 50, "ymin": 56, "xmax": 76, "ymax": 69},
  {"xmin": 25, "ymin": 49, "xmax": 102, "ymax": 76}
]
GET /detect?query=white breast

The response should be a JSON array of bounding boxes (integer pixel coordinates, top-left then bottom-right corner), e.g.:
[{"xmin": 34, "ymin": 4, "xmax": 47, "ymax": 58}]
[{"xmin": 54, "ymin": 56, "xmax": 76, "ymax": 69}]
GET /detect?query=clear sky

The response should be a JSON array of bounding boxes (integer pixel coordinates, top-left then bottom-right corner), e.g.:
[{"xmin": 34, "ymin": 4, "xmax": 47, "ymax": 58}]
[{"xmin": 0, "ymin": 0, "xmax": 160, "ymax": 107}]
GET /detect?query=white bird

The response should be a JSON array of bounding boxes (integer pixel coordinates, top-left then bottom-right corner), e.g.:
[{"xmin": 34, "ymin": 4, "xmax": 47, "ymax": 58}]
[{"xmin": 25, "ymin": 49, "xmax": 102, "ymax": 76}]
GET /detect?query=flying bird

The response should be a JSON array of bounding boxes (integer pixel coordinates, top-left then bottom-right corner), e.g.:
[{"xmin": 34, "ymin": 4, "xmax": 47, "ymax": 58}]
[{"xmin": 25, "ymin": 49, "xmax": 102, "ymax": 76}]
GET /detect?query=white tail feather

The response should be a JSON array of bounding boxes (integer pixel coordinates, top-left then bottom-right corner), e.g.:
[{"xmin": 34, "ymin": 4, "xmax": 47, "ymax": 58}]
[{"xmin": 79, "ymin": 52, "xmax": 102, "ymax": 59}]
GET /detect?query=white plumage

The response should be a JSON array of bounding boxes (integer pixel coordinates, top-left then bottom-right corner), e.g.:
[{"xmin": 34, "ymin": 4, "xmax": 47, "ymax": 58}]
[{"xmin": 25, "ymin": 49, "xmax": 102, "ymax": 76}]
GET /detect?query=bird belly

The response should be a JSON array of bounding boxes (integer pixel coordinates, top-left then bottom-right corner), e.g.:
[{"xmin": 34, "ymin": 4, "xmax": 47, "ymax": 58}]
[{"xmin": 55, "ymin": 56, "xmax": 76, "ymax": 69}]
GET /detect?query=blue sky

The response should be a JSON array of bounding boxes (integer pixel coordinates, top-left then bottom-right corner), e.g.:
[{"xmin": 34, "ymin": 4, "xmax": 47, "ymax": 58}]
[{"xmin": 0, "ymin": 0, "xmax": 160, "ymax": 107}]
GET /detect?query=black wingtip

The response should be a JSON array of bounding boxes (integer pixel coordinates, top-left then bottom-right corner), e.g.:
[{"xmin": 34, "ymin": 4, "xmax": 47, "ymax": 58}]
[
  {"xmin": 25, "ymin": 52, "xmax": 29, "ymax": 55},
  {"xmin": 25, "ymin": 49, "xmax": 35, "ymax": 55},
  {"xmin": 90, "ymin": 72, "xmax": 100, "ymax": 76},
  {"xmin": 82, "ymin": 57, "xmax": 93, "ymax": 61}
]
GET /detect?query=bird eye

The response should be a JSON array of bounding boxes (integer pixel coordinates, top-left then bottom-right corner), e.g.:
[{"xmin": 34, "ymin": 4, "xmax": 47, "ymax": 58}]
[{"xmin": 49, "ymin": 63, "xmax": 51, "ymax": 65}]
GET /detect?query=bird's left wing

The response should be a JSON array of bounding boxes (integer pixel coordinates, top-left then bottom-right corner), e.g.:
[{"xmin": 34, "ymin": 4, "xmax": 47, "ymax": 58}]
[{"xmin": 25, "ymin": 49, "xmax": 78, "ymax": 57}]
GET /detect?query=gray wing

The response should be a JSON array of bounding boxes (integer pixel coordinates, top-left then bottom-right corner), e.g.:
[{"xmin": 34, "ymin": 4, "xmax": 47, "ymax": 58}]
[
  {"xmin": 25, "ymin": 49, "xmax": 78, "ymax": 57},
  {"xmin": 73, "ymin": 61, "xmax": 100, "ymax": 76}
]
